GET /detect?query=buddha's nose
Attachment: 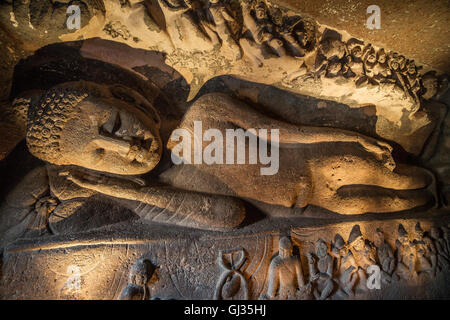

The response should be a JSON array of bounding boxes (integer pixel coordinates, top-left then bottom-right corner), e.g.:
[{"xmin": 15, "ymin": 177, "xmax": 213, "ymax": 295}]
[{"xmin": 92, "ymin": 136, "xmax": 131, "ymax": 157}]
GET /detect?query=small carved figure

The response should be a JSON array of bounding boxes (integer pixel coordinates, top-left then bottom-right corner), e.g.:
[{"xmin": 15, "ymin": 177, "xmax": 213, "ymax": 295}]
[
  {"xmin": 395, "ymin": 224, "xmax": 417, "ymax": 280},
  {"xmin": 347, "ymin": 225, "xmax": 376, "ymax": 292},
  {"xmin": 331, "ymin": 234, "xmax": 358, "ymax": 297},
  {"xmin": 401, "ymin": 60, "xmax": 422, "ymax": 103},
  {"xmin": 207, "ymin": 0, "xmax": 241, "ymax": 59},
  {"xmin": 387, "ymin": 52, "xmax": 417, "ymax": 109},
  {"xmin": 348, "ymin": 225, "xmax": 377, "ymax": 268},
  {"xmin": 307, "ymin": 239, "xmax": 334, "ymax": 300},
  {"xmin": 372, "ymin": 48, "xmax": 391, "ymax": 79},
  {"xmin": 158, "ymin": 0, "xmax": 216, "ymax": 51},
  {"xmin": 442, "ymin": 226, "xmax": 450, "ymax": 257},
  {"xmin": 242, "ymin": 1, "xmax": 274, "ymax": 45},
  {"xmin": 240, "ymin": 1, "xmax": 275, "ymax": 66},
  {"xmin": 430, "ymin": 227, "xmax": 450, "ymax": 271},
  {"xmin": 315, "ymin": 37, "xmax": 346, "ymax": 78},
  {"xmin": 265, "ymin": 237, "xmax": 306, "ymax": 299},
  {"xmin": 119, "ymin": 259, "xmax": 156, "ymax": 300},
  {"xmin": 273, "ymin": 16, "xmax": 313, "ymax": 57},
  {"xmin": 373, "ymin": 228, "xmax": 396, "ymax": 284},
  {"xmin": 413, "ymin": 223, "xmax": 437, "ymax": 278},
  {"xmin": 342, "ymin": 39, "xmax": 365, "ymax": 79}
]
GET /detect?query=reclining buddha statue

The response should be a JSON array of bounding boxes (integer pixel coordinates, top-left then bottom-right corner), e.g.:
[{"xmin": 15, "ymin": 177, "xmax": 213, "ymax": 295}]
[{"xmin": 0, "ymin": 80, "xmax": 436, "ymax": 248}]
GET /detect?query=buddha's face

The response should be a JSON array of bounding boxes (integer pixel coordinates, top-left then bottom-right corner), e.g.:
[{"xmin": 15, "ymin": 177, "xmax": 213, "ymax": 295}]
[{"xmin": 59, "ymin": 85, "xmax": 162, "ymax": 175}]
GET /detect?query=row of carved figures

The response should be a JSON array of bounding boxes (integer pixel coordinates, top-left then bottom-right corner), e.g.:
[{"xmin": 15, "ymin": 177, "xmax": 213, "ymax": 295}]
[
  {"xmin": 265, "ymin": 223, "xmax": 450, "ymax": 300},
  {"xmin": 118, "ymin": 222, "xmax": 450, "ymax": 300},
  {"xmin": 5, "ymin": 0, "xmax": 447, "ymax": 108},
  {"xmin": 153, "ymin": 0, "xmax": 446, "ymax": 108}
]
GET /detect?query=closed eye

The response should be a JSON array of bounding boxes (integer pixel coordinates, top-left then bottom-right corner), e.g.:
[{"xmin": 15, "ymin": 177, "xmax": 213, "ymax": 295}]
[{"xmin": 100, "ymin": 112, "xmax": 122, "ymax": 136}]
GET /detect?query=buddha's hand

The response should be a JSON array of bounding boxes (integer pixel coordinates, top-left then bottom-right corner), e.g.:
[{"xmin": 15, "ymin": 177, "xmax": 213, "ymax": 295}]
[{"xmin": 358, "ymin": 136, "xmax": 395, "ymax": 171}]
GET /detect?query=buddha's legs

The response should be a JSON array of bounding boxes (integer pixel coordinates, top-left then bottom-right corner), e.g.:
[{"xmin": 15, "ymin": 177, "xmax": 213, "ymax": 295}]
[{"xmin": 308, "ymin": 155, "xmax": 435, "ymax": 214}]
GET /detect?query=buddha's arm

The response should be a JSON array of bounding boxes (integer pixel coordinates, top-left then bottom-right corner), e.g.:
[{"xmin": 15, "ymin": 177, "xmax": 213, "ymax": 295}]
[
  {"xmin": 66, "ymin": 171, "xmax": 245, "ymax": 231},
  {"xmin": 204, "ymin": 94, "xmax": 395, "ymax": 169}
]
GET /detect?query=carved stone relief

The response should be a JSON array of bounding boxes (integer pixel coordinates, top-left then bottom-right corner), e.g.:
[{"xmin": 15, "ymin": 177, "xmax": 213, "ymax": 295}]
[{"xmin": 0, "ymin": 0, "xmax": 449, "ymax": 300}]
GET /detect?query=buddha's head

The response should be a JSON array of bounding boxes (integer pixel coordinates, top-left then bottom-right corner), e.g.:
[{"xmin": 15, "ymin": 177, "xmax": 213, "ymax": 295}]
[{"xmin": 26, "ymin": 81, "xmax": 162, "ymax": 175}]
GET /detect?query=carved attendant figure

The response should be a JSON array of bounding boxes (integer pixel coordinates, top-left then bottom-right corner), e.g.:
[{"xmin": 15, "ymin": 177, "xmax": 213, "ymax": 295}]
[
  {"xmin": 158, "ymin": 0, "xmax": 216, "ymax": 51},
  {"xmin": 373, "ymin": 228, "xmax": 396, "ymax": 284},
  {"xmin": 207, "ymin": 0, "xmax": 241, "ymax": 59},
  {"xmin": 307, "ymin": 239, "xmax": 334, "ymax": 300},
  {"xmin": 395, "ymin": 224, "xmax": 417, "ymax": 280},
  {"xmin": 266, "ymin": 237, "xmax": 305, "ymax": 299},
  {"xmin": 331, "ymin": 234, "xmax": 358, "ymax": 297}
]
